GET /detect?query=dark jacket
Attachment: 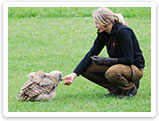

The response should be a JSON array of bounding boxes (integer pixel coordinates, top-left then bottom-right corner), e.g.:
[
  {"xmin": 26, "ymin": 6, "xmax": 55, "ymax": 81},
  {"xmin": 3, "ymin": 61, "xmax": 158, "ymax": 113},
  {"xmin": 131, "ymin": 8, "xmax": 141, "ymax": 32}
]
[{"xmin": 73, "ymin": 22, "xmax": 145, "ymax": 76}]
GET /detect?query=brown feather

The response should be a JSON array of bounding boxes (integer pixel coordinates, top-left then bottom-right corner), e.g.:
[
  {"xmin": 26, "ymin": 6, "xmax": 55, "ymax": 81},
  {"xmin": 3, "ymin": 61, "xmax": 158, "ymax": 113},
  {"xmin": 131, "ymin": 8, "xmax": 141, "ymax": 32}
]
[{"xmin": 17, "ymin": 70, "xmax": 62, "ymax": 101}]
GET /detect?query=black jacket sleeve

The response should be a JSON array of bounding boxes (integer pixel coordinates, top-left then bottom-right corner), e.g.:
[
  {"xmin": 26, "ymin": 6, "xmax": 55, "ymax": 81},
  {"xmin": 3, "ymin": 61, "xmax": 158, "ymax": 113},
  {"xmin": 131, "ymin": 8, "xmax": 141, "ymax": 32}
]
[
  {"xmin": 73, "ymin": 34, "xmax": 105, "ymax": 76},
  {"xmin": 117, "ymin": 29, "xmax": 134, "ymax": 65}
]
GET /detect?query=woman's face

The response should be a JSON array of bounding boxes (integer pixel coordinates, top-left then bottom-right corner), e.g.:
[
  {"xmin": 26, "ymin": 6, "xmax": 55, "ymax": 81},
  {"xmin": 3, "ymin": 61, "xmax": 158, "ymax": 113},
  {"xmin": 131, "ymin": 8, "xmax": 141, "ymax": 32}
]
[
  {"xmin": 95, "ymin": 23, "xmax": 106, "ymax": 33},
  {"xmin": 94, "ymin": 18, "xmax": 112, "ymax": 33}
]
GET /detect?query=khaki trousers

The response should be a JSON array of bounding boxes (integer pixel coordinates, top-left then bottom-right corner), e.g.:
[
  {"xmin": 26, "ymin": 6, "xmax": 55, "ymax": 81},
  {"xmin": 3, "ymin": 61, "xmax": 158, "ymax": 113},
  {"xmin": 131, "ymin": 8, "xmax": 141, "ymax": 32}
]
[{"xmin": 81, "ymin": 62, "xmax": 144, "ymax": 94}]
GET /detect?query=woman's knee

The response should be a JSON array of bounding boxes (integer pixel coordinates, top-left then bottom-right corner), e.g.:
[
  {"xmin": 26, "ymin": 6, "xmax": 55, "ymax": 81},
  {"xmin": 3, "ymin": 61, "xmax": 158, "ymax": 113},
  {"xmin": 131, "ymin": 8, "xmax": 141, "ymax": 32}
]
[
  {"xmin": 105, "ymin": 64, "xmax": 144, "ymax": 83},
  {"xmin": 131, "ymin": 65, "xmax": 144, "ymax": 82},
  {"xmin": 105, "ymin": 65, "xmax": 122, "ymax": 81}
]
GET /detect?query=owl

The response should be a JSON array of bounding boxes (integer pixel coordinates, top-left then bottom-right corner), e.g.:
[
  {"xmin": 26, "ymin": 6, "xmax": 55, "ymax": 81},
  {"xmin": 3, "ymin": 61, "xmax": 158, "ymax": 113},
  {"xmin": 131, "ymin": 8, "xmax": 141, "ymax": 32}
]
[{"xmin": 16, "ymin": 70, "xmax": 62, "ymax": 101}]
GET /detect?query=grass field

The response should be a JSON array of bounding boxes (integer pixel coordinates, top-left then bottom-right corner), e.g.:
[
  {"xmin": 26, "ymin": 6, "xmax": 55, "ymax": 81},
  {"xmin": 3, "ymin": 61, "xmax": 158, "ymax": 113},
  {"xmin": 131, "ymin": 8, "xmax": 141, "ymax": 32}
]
[{"xmin": 8, "ymin": 7, "xmax": 151, "ymax": 112}]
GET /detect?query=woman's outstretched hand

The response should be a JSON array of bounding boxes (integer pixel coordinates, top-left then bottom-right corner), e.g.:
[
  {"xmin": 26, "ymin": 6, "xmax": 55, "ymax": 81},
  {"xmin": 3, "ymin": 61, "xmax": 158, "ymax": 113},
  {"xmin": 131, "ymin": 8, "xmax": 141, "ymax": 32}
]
[{"xmin": 62, "ymin": 73, "xmax": 77, "ymax": 85}]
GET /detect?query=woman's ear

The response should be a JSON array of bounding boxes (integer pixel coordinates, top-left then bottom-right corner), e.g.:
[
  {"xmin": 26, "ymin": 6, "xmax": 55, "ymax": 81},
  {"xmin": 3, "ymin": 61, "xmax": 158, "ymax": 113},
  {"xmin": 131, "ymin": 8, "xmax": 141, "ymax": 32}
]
[
  {"xmin": 105, "ymin": 19, "xmax": 110, "ymax": 25},
  {"xmin": 104, "ymin": 19, "xmax": 110, "ymax": 28}
]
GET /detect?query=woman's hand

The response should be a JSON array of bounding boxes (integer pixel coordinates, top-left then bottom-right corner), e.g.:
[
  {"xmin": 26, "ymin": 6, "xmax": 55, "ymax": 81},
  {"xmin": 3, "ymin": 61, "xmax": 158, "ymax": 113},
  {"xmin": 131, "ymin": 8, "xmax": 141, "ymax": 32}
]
[
  {"xmin": 91, "ymin": 56, "xmax": 118, "ymax": 66},
  {"xmin": 62, "ymin": 73, "xmax": 77, "ymax": 85}
]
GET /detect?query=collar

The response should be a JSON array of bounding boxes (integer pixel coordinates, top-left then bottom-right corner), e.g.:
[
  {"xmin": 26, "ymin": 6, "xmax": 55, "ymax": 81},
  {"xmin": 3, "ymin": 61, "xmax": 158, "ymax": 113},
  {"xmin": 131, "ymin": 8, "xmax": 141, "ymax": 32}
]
[
  {"xmin": 110, "ymin": 20, "xmax": 129, "ymax": 35},
  {"xmin": 110, "ymin": 21, "xmax": 118, "ymax": 35}
]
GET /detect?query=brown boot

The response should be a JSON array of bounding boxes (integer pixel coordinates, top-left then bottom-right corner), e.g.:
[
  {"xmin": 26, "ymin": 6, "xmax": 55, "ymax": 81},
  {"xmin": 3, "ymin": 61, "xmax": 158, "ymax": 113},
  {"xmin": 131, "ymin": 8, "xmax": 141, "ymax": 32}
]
[
  {"xmin": 106, "ymin": 88, "xmax": 121, "ymax": 96},
  {"xmin": 135, "ymin": 80, "xmax": 140, "ymax": 89},
  {"xmin": 119, "ymin": 86, "xmax": 137, "ymax": 99}
]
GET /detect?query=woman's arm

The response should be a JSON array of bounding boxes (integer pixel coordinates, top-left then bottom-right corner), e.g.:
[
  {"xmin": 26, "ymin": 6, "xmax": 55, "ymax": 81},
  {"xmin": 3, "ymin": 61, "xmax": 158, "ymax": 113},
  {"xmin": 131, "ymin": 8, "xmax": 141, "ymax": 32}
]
[
  {"xmin": 63, "ymin": 33, "xmax": 107, "ymax": 85},
  {"xmin": 73, "ymin": 34, "xmax": 106, "ymax": 76}
]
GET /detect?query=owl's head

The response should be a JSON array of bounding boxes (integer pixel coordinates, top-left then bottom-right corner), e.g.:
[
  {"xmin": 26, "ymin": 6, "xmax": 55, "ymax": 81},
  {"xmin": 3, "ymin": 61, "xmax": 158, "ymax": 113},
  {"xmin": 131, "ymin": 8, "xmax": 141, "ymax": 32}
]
[{"xmin": 50, "ymin": 71, "xmax": 63, "ymax": 83}]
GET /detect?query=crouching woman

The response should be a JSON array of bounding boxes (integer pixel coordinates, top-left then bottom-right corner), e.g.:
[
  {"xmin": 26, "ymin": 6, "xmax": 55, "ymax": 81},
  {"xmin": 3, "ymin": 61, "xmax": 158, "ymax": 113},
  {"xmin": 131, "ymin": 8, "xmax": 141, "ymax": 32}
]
[{"xmin": 62, "ymin": 8, "xmax": 145, "ymax": 99}]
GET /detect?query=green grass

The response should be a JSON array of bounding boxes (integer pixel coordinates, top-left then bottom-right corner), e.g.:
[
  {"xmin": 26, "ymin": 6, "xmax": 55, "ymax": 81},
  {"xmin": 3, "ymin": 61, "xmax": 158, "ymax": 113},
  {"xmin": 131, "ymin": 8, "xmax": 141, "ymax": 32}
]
[
  {"xmin": 8, "ymin": 8, "xmax": 151, "ymax": 112},
  {"xmin": 8, "ymin": 7, "xmax": 151, "ymax": 18}
]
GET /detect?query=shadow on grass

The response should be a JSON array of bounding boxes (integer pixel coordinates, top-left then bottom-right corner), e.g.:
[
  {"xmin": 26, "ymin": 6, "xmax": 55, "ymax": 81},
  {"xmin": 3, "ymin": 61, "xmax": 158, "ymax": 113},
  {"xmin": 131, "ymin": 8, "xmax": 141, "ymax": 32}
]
[{"xmin": 55, "ymin": 91, "xmax": 119, "ymax": 102}]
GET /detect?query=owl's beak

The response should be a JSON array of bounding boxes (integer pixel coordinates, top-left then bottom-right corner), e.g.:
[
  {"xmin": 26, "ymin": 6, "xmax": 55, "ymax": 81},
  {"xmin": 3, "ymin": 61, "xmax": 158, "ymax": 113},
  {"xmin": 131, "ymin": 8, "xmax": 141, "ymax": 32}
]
[{"xmin": 59, "ymin": 73, "xmax": 63, "ymax": 81}]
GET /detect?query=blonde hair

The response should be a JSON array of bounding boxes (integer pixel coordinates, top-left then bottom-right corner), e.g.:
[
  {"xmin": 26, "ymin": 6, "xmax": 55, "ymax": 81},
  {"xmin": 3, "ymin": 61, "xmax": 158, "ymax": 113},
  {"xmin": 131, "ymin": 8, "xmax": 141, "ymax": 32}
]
[{"xmin": 93, "ymin": 8, "xmax": 127, "ymax": 26}]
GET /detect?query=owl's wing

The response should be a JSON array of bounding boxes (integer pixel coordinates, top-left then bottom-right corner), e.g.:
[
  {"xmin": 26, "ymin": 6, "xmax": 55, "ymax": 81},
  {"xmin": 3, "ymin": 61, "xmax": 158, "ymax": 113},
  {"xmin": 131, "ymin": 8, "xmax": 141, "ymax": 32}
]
[
  {"xmin": 20, "ymin": 71, "xmax": 47, "ymax": 91},
  {"xmin": 27, "ymin": 71, "xmax": 46, "ymax": 83},
  {"xmin": 20, "ymin": 80, "xmax": 33, "ymax": 91},
  {"xmin": 20, "ymin": 71, "xmax": 45, "ymax": 91},
  {"xmin": 17, "ymin": 77, "xmax": 55, "ymax": 101}
]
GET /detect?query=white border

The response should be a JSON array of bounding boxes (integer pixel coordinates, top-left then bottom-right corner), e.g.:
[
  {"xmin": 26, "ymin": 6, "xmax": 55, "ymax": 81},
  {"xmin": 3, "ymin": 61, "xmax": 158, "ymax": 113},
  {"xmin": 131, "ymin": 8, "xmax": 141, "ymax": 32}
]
[
  {"xmin": 3, "ymin": 1, "xmax": 156, "ymax": 117},
  {"xmin": 2, "ymin": 1, "xmax": 157, "ymax": 7}
]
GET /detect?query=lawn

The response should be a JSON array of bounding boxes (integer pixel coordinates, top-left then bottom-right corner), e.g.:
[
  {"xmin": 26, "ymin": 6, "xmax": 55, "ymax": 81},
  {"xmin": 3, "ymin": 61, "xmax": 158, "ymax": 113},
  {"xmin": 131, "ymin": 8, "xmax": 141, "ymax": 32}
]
[{"xmin": 8, "ymin": 7, "xmax": 151, "ymax": 112}]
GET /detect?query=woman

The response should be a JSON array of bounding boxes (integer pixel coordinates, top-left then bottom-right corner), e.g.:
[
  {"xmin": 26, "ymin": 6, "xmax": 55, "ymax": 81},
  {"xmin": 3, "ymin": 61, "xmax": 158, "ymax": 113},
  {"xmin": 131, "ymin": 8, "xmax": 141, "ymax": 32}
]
[{"xmin": 62, "ymin": 8, "xmax": 145, "ymax": 99}]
